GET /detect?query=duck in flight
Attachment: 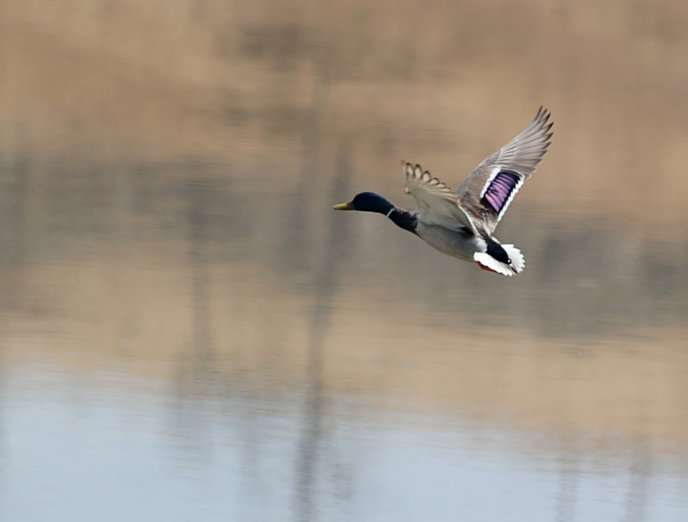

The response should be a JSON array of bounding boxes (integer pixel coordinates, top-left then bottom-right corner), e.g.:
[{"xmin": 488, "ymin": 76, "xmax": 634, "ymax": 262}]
[{"xmin": 334, "ymin": 107, "xmax": 553, "ymax": 276}]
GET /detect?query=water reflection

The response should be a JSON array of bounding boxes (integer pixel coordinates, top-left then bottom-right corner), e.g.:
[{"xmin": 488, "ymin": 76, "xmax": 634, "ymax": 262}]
[
  {"xmin": 2, "ymin": 1, "xmax": 688, "ymax": 521},
  {"xmin": 1, "ymin": 158, "xmax": 688, "ymax": 521}
]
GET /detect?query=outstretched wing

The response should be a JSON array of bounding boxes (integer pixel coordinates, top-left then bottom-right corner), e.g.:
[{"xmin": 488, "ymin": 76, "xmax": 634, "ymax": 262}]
[
  {"xmin": 403, "ymin": 162, "xmax": 475, "ymax": 231},
  {"xmin": 455, "ymin": 107, "xmax": 553, "ymax": 234}
]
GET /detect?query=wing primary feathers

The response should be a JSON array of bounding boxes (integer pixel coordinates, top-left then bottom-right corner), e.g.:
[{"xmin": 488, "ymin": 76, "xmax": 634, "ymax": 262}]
[{"xmin": 454, "ymin": 106, "xmax": 553, "ymax": 233}]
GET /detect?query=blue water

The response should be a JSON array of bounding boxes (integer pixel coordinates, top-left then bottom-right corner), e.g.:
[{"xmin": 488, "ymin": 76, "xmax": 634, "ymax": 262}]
[{"xmin": 3, "ymin": 369, "xmax": 687, "ymax": 522}]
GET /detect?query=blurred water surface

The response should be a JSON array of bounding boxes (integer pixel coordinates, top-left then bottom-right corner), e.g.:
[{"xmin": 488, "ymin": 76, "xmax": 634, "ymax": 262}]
[{"xmin": 1, "ymin": 1, "xmax": 688, "ymax": 521}]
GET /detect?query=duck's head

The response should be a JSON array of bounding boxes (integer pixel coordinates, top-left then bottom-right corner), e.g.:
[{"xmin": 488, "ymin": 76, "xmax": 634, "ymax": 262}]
[{"xmin": 333, "ymin": 192, "xmax": 394, "ymax": 214}]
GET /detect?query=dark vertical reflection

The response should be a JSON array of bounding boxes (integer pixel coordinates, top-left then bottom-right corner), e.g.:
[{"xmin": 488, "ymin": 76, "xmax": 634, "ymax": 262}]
[
  {"xmin": 278, "ymin": 43, "xmax": 331, "ymax": 273},
  {"xmin": 555, "ymin": 448, "xmax": 580, "ymax": 522},
  {"xmin": 622, "ymin": 447, "xmax": 651, "ymax": 522},
  {"xmin": 168, "ymin": 166, "xmax": 217, "ymax": 456},
  {"xmin": 621, "ymin": 398, "xmax": 652, "ymax": 522},
  {"xmin": 2, "ymin": 156, "xmax": 29, "ymax": 266},
  {"xmin": 187, "ymin": 172, "xmax": 214, "ymax": 367},
  {"xmin": 0, "ymin": 155, "xmax": 31, "ymax": 516},
  {"xmin": 292, "ymin": 147, "xmax": 352, "ymax": 522},
  {"xmin": 291, "ymin": 49, "xmax": 354, "ymax": 521}
]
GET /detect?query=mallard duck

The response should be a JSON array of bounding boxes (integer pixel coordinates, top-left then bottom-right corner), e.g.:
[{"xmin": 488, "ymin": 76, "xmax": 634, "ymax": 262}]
[{"xmin": 334, "ymin": 107, "xmax": 553, "ymax": 276}]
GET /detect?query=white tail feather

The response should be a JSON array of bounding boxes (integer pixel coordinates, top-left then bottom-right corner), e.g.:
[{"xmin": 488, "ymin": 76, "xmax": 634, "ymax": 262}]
[
  {"xmin": 473, "ymin": 244, "xmax": 526, "ymax": 277},
  {"xmin": 503, "ymin": 244, "xmax": 526, "ymax": 273}
]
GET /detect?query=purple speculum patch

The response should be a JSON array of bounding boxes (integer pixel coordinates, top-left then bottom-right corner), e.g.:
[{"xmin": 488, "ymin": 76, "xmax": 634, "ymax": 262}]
[{"xmin": 482, "ymin": 171, "xmax": 520, "ymax": 213}]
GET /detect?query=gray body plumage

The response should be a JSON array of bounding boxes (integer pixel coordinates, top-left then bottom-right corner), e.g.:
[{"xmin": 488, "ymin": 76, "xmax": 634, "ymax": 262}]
[{"xmin": 414, "ymin": 220, "xmax": 483, "ymax": 262}]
